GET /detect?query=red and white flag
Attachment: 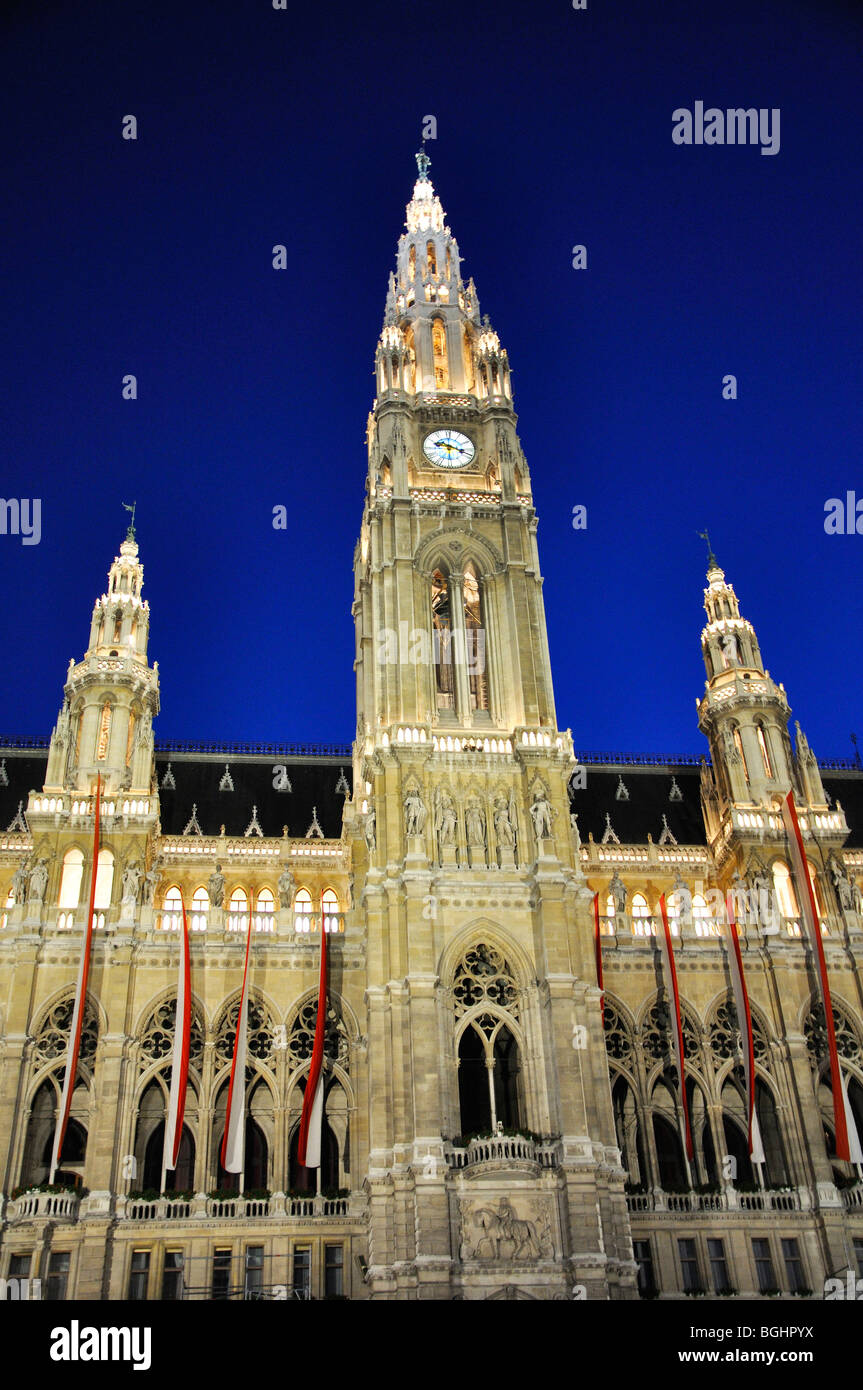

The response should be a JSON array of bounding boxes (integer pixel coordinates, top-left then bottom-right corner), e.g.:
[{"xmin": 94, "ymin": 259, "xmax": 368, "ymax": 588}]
[
  {"xmin": 50, "ymin": 775, "xmax": 101, "ymax": 1182},
  {"xmin": 220, "ymin": 899, "xmax": 254, "ymax": 1174},
  {"xmin": 593, "ymin": 893, "xmax": 604, "ymax": 1017},
  {"xmin": 162, "ymin": 890, "xmax": 191, "ymax": 1184},
  {"xmin": 298, "ymin": 889, "xmax": 329, "ymax": 1168},
  {"xmin": 723, "ymin": 893, "xmax": 765, "ymax": 1164},
  {"xmin": 781, "ymin": 790, "xmax": 856, "ymax": 1160},
  {"xmin": 657, "ymin": 894, "xmax": 694, "ymax": 1161}
]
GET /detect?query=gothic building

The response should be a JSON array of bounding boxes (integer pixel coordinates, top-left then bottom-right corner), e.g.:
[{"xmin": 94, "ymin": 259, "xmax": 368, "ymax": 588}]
[{"xmin": 1, "ymin": 152, "xmax": 862, "ymax": 1302}]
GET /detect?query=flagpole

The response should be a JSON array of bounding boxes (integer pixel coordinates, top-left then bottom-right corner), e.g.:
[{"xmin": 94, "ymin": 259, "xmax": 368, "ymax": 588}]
[
  {"xmin": 161, "ymin": 890, "xmax": 191, "ymax": 1195},
  {"xmin": 658, "ymin": 895, "xmax": 694, "ymax": 1186}
]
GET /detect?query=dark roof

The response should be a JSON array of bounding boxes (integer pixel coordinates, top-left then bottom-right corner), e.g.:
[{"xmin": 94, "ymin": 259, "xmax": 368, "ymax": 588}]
[
  {"xmin": 568, "ymin": 765, "xmax": 707, "ymax": 845},
  {"xmin": 0, "ymin": 753, "xmax": 48, "ymax": 832},
  {"xmin": 823, "ymin": 773, "xmax": 863, "ymax": 850},
  {"xmin": 155, "ymin": 755, "xmax": 350, "ymax": 839}
]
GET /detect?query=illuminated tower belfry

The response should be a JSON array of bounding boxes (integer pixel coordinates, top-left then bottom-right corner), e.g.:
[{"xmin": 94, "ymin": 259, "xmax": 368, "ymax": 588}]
[{"xmin": 350, "ymin": 152, "xmax": 632, "ymax": 1301}]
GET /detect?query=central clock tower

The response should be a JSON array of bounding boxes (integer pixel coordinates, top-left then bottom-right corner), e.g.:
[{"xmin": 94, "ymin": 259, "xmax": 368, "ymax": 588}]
[{"xmin": 349, "ymin": 150, "xmax": 635, "ymax": 1300}]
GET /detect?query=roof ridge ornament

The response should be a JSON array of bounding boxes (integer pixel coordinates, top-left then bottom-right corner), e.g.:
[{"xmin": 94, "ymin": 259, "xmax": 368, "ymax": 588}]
[
  {"xmin": 244, "ymin": 804, "xmax": 263, "ymax": 838},
  {"xmin": 600, "ymin": 812, "xmax": 620, "ymax": 845},
  {"xmin": 305, "ymin": 805, "xmax": 324, "ymax": 839},
  {"xmin": 219, "ymin": 764, "xmax": 235, "ymax": 792},
  {"xmin": 335, "ymin": 767, "xmax": 350, "ymax": 796},
  {"xmin": 182, "ymin": 804, "xmax": 202, "ymax": 836},
  {"xmin": 6, "ymin": 800, "xmax": 27, "ymax": 833},
  {"xmin": 658, "ymin": 813, "xmax": 678, "ymax": 846},
  {"xmin": 161, "ymin": 762, "xmax": 176, "ymax": 790}
]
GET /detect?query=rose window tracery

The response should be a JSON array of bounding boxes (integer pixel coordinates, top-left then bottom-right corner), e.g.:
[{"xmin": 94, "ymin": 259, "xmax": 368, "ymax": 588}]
[
  {"xmin": 216, "ymin": 997, "xmax": 275, "ymax": 1065},
  {"xmin": 288, "ymin": 998, "xmax": 349, "ymax": 1069},
  {"xmin": 34, "ymin": 998, "xmax": 98, "ymax": 1071},
  {"xmin": 603, "ymin": 1002, "xmax": 633, "ymax": 1066},
  {"xmin": 805, "ymin": 1002, "xmax": 862, "ymax": 1068},
  {"xmin": 642, "ymin": 1002, "xmax": 698, "ymax": 1064},
  {"xmin": 452, "ymin": 943, "xmax": 519, "ymax": 1021},
  {"xmin": 708, "ymin": 999, "xmax": 768, "ymax": 1068},
  {"xmin": 138, "ymin": 999, "xmax": 204, "ymax": 1074}
]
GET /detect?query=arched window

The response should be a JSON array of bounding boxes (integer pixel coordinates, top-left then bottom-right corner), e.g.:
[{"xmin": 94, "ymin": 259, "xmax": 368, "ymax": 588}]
[
  {"xmin": 254, "ymin": 887, "xmax": 275, "ymax": 933},
  {"xmin": 96, "ymin": 701, "xmax": 112, "ymax": 760},
  {"xmin": 190, "ymin": 886, "xmax": 209, "ymax": 932},
  {"xmin": 408, "ymin": 244, "xmax": 416, "ymax": 279},
  {"xmin": 756, "ymin": 724, "xmax": 773, "ymax": 779},
  {"xmin": 756, "ymin": 1079, "xmax": 790, "ymax": 1187},
  {"xmin": 21, "ymin": 1079, "xmax": 89, "ymax": 1190},
  {"xmin": 463, "ymin": 563, "xmax": 489, "ymax": 712},
  {"xmin": 161, "ymin": 885, "xmax": 183, "ymax": 931},
  {"xmin": 322, "ymin": 888, "xmax": 340, "ymax": 934},
  {"xmin": 58, "ymin": 849, "xmax": 85, "ymax": 911},
  {"xmin": 426, "ymin": 240, "xmax": 437, "ymax": 276},
  {"xmin": 294, "ymin": 888, "xmax": 313, "ymax": 934},
  {"xmin": 612, "ymin": 1073, "xmax": 647, "ymax": 1190},
  {"xmin": 431, "ymin": 318, "xmax": 448, "ymax": 388},
  {"xmin": 125, "ymin": 712, "xmax": 137, "ymax": 767},
  {"xmin": 93, "ymin": 849, "xmax": 114, "ymax": 915},
  {"xmin": 135, "ymin": 1079, "xmax": 196, "ymax": 1192},
  {"xmin": 733, "ymin": 726, "xmax": 749, "ymax": 782},
  {"xmin": 457, "ymin": 1016, "xmax": 522, "ymax": 1137},
  {"xmin": 1, "ymin": 885, "xmax": 13, "ymax": 929},
  {"xmin": 431, "ymin": 569, "xmax": 454, "ymax": 711},
  {"xmin": 227, "ymin": 887, "xmax": 249, "ymax": 933},
  {"xmin": 692, "ymin": 894, "xmax": 715, "ymax": 937},
  {"xmin": 213, "ymin": 1081, "xmax": 269, "ymax": 1193},
  {"xmin": 720, "ymin": 1077, "xmax": 754, "ymax": 1187},
  {"xmin": 651, "ymin": 1080, "xmax": 687, "ymax": 1191},
  {"xmin": 605, "ymin": 893, "xmax": 616, "ymax": 921},
  {"xmin": 289, "ymin": 1084, "xmax": 340, "ymax": 1194},
  {"xmin": 631, "ymin": 893, "xmax": 651, "ymax": 936},
  {"xmin": 772, "ymin": 861, "xmax": 798, "ymax": 920}
]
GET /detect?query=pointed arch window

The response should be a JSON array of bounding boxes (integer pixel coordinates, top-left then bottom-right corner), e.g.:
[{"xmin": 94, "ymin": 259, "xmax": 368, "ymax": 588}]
[
  {"xmin": 431, "ymin": 318, "xmax": 448, "ymax": 388},
  {"xmin": 58, "ymin": 848, "xmax": 85, "ymax": 910},
  {"xmin": 93, "ymin": 849, "xmax": 114, "ymax": 913},
  {"xmin": 96, "ymin": 702, "xmax": 112, "ymax": 760},
  {"xmin": 408, "ymin": 244, "xmax": 416, "ymax": 279},
  {"xmin": 463, "ymin": 563, "xmax": 489, "ymax": 712},
  {"xmin": 772, "ymin": 860, "xmax": 798, "ymax": 920},
  {"xmin": 431, "ymin": 569, "xmax": 454, "ymax": 712},
  {"xmin": 190, "ymin": 885, "xmax": 209, "ymax": 932},
  {"xmin": 228, "ymin": 887, "xmax": 249, "ymax": 933},
  {"xmin": 756, "ymin": 723, "xmax": 773, "ymax": 779},
  {"xmin": 161, "ymin": 885, "xmax": 183, "ymax": 931},
  {"xmin": 457, "ymin": 1016, "xmax": 522, "ymax": 1136},
  {"xmin": 322, "ymin": 887, "xmax": 340, "ymax": 934},
  {"xmin": 294, "ymin": 888, "xmax": 313, "ymax": 934},
  {"xmin": 426, "ymin": 240, "xmax": 437, "ymax": 276},
  {"xmin": 125, "ymin": 712, "xmax": 137, "ymax": 766},
  {"xmin": 254, "ymin": 887, "xmax": 275, "ymax": 933},
  {"xmin": 732, "ymin": 726, "xmax": 749, "ymax": 782},
  {"xmin": 1, "ymin": 885, "xmax": 14, "ymax": 929}
]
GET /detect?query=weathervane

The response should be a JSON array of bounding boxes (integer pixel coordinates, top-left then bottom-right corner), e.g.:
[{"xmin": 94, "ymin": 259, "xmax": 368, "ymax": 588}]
[
  {"xmin": 697, "ymin": 528, "xmax": 717, "ymax": 568},
  {"xmin": 122, "ymin": 501, "xmax": 137, "ymax": 540}
]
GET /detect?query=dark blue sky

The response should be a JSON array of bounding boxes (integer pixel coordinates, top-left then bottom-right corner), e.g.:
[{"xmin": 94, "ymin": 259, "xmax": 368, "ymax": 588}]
[{"xmin": 2, "ymin": 0, "xmax": 861, "ymax": 757}]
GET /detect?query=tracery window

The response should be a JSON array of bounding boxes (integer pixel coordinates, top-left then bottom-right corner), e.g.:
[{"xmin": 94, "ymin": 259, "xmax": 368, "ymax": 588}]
[
  {"xmin": 756, "ymin": 723, "xmax": 773, "ymax": 779},
  {"xmin": 642, "ymin": 1001, "xmax": 699, "ymax": 1066},
  {"xmin": 215, "ymin": 996, "xmax": 275, "ymax": 1067},
  {"xmin": 772, "ymin": 860, "xmax": 798, "ymax": 920},
  {"xmin": 457, "ymin": 1014, "xmax": 521, "ymax": 1136},
  {"xmin": 707, "ymin": 998, "xmax": 768, "ymax": 1068},
  {"xmin": 190, "ymin": 886, "xmax": 209, "ymax": 932},
  {"xmin": 732, "ymin": 726, "xmax": 749, "ymax": 782},
  {"xmin": 287, "ymin": 996, "xmax": 350, "ymax": 1070},
  {"xmin": 34, "ymin": 996, "xmax": 99, "ymax": 1072},
  {"xmin": 93, "ymin": 849, "xmax": 114, "ymax": 914},
  {"xmin": 463, "ymin": 563, "xmax": 489, "ymax": 712},
  {"xmin": 227, "ymin": 887, "xmax": 249, "ymax": 933},
  {"xmin": 294, "ymin": 888, "xmax": 313, "ymax": 933},
  {"xmin": 631, "ymin": 892, "xmax": 652, "ymax": 936},
  {"xmin": 603, "ymin": 1001, "xmax": 634, "ymax": 1068},
  {"xmin": 431, "ymin": 569, "xmax": 454, "ymax": 711},
  {"xmin": 427, "ymin": 241, "xmax": 437, "ymax": 276},
  {"xmin": 322, "ymin": 887, "xmax": 340, "ymax": 933},
  {"xmin": 138, "ymin": 998, "xmax": 204, "ymax": 1075},
  {"xmin": 804, "ymin": 1001, "xmax": 862, "ymax": 1069},
  {"xmin": 452, "ymin": 943, "xmax": 519, "ymax": 1020},
  {"xmin": 161, "ymin": 885, "xmax": 183, "ymax": 931},
  {"xmin": 254, "ymin": 886, "xmax": 275, "ymax": 933}
]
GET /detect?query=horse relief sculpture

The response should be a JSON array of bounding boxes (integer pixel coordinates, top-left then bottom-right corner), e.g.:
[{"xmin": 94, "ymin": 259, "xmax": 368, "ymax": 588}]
[{"xmin": 459, "ymin": 1196, "xmax": 553, "ymax": 1262}]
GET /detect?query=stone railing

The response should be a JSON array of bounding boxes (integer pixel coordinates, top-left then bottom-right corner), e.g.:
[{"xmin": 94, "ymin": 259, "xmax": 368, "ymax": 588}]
[
  {"xmin": 8, "ymin": 1188, "xmax": 80, "ymax": 1221},
  {"xmin": 840, "ymin": 1185, "xmax": 863, "ymax": 1211},
  {"xmin": 626, "ymin": 1187, "xmax": 804, "ymax": 1215},
  {"xmin": 117, "ymin": 1192, "xmax": 353, "ymax": 1222}
]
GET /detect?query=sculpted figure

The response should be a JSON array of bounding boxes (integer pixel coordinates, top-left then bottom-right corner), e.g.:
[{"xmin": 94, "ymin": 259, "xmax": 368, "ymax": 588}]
[
  {"xmin": 27, "ymin": 856, "xmax": 49, "ymax": 900},
  {"xmin": 278, "ymin": 865, "xmax": 296, "ymax": 910},
  {"xmin": 529, "ymin": 788, "xmax": 553, "ymax": 840},
  {"xmin": 11, "ymin": 856, "xmax": 30, "ymax": 905},
  {"xmin": 403, "ymin": 787, "xmax": 427, "ymax": 837},
  {"xmin": 142, "ymin": 861, "xmax": 161, "ymax": 907},
  {"xmin": 465, "ymin": 798, "xmax": 485, "ymax": 847},
  {"xmin": 364, "ymin": 804, "xmax": 376, "ymax": 853},
  {"xmin": 208, "ymin": 862, "xmax": 226, "ymax": 908},
  {"xmin": 609, "ymin": 869, "xmax": 626, "ymax": 915},
  {"xmin": 121, "ymin": 860, "xmax": 142, "ymax": 904},
  {"xmin": 435, "ymin": 789, "xmax": 457, "ymax": 847},
  {"xmin": 494, "ymin": 795, "xmax": 515, "ymax": 847}
]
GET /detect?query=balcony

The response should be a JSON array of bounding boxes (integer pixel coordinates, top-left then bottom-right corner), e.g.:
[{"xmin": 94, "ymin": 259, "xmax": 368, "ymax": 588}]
[
  {"xmin": 625, "ymin": 1187, "xmax": 805, "ymax": 1216},
  {"xmin": 7, "ymin": 1187, "xmax": 81, "ymax": 1222},
  {"xmin": 115, "ymin": 1192, "xmax": 354, "ymax": 1222},
  {"xmin": 445, "ymin": 1135, "xmax": 560, "ymax": 1173}
]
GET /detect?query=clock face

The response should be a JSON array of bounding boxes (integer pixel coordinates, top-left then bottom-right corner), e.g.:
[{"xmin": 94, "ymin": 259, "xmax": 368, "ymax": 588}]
[{"xmin": 422, "ymin": 429, "xmax": 475, "ymax": 469}]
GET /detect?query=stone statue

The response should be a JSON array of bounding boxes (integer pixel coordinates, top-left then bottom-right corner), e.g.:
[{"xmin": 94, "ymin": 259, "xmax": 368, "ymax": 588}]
[
  {"xmin": 27, "ymin": 858, "xmax": 49, "ymax": 904},
  {"xmin": 852, "ymin": 877, "xmax": 863, "ymax": 917},
  {"xmin": 121, "ymin": 860, "xmax": 142, "ymax": 905},
  {"xmin": 11, "ymin": 856, "xmax": 30, "ymax": 905},
  {"xmin": 494, "ymin": 795, "xmax": 515, "ymax": 847},
  {"xmin": 609, "ymin": 869, "xmax": 626, "ymax": 915},
  {"xmin": 465, "ymin": 797, "xmax": 485, "ymax": 847},
  {"xmin": 364, "ymin": 805, "xmax": 376, "ymax": 853},
  {"xmin": 569, "ymin": 811, "xmax": 582, "ymax": 856},
  {"xmin": 830, "ymin": 857, "xmax": 854, "ymax": 912},
  {"xmin": 403, "ymin": 786, "xmax": 427, "ymax": 837},
  {"xmin": 723, "ymin": 728, "xmax": 740, "ymax": 765},
  {"xmin": 208, "ymin": 862, "xmax": 226, "ymax": 908},
  {"xmin": 529, "ymin": 788, "xmax": 553, "ymax": 840},
  {"xmin": 142, "ymin": 861, "xmax": 161, "ymax": 906},
  {"xmin": 434, "ymin": 789, "xmax": 457, "ymax": 847},
  {"xmin": 671, "ymin": 872, "xmax": 692, "ymax": 923},
  {"xmin": 721, "ymin": 632, "xmax": 738, "ymax": 666},
  {"xmin": 278, "ymin": 865, "xmax": 296, "ymax": 910}
]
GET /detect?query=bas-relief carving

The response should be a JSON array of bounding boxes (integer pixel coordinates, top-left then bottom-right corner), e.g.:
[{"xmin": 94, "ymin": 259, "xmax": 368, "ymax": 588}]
[{"xmin": 459, "ymin": 1196, "xmax": 554, "ymax": 1262}]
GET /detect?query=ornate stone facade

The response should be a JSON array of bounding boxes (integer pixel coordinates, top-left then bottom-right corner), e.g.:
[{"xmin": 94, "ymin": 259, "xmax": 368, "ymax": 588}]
[{"xmin": 0, "ymin": 154, "xmax": 862, "ymax": 1302}]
